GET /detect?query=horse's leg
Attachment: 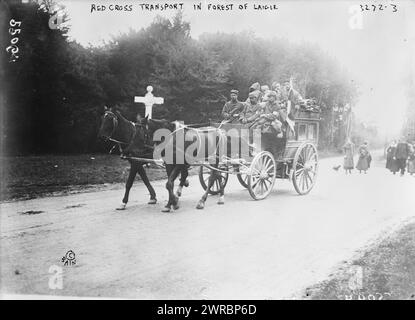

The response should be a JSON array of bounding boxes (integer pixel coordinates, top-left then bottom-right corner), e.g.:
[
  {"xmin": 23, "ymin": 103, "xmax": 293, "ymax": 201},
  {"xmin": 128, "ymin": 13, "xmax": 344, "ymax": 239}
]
[
  {"xmin": 117, "ymin": 161, "xmax": 138, "ymax": 210},
  {"xmin": 137, "ymin": 164, "xmax": 157, "ymax": 204},
  {"xmin": 162, "ymin": 165, "xmax": 181, "ymax": 212},
  {"xmin": 161, "ymin": 164, "xmax": 174, "ymax": 212},
  {"xmin": 196, "ymin": 169, "xmax": 216, "ymax": 210},
  {"xmin": 176, "ymin": 165, "xmax": 190, "ymax": 197},
  {"xmin": 217, "ymin": 170, "xmax": 225, "ymax": 205},
  {"xmin": 169, "ymin": 166, "xmax": 182, "ymax": 210}
]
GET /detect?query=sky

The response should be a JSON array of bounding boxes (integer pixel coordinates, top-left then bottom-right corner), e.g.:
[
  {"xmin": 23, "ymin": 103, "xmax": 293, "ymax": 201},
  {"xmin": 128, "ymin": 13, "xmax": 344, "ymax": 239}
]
[{"xmin": 57, "ymin": 0, "xmax": 415, "ymax": 138}]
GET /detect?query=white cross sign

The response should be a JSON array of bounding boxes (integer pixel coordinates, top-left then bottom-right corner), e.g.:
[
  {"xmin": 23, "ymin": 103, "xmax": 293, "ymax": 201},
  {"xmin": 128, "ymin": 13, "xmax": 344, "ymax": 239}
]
[{"xmin": 134, "ymin": 85, "xmax": 164, "ymax": 119}]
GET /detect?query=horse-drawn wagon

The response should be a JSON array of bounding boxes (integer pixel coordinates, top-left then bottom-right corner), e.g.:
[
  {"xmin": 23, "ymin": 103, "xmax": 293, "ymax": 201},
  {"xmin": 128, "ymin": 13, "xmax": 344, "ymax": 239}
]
[
  {"xmin": 99, "ymin": 103, "xmax": 321, "ymax": 211},
  {"xmin": 198, "ymin": 108, "xmax": 321, "ymax": 200}
]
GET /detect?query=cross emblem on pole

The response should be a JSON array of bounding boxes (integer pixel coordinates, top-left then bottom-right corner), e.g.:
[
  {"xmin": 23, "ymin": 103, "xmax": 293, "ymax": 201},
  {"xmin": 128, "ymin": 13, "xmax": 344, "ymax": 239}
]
[{"xmin": 134, "ymin": 85, "xmax": 164, "ymax": 119}]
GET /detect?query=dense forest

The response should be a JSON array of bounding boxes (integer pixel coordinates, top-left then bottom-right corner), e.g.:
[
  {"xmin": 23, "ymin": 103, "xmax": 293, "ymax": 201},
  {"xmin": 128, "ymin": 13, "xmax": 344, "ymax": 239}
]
[{"xmin": 2, "ymin": 0, "xmax": 364, "ymax": 155}]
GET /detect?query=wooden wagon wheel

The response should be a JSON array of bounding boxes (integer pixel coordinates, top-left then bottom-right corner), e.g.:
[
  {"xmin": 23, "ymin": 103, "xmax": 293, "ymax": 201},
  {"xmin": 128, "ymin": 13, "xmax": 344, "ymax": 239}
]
[
  {"xmin": 292, "ymin": 142, "xmax": 318, "ymax": 195},
  {"xmin": 248, "ymin": 151, "xmax": 276, "ymax": 200},
  {"xmin": 199, "ymin": 166, "xmax": 229, "ymax": 195}
]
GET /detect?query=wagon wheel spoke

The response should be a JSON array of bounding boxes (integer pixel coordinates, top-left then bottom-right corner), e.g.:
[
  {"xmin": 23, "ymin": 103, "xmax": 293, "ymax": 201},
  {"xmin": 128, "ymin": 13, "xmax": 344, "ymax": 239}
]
[
  {"xmin": 302, "ymin": 171, "xmax": 308, "ymax": 191},
  {"xmin": 304, "ymin": 146, "xmax": 310, "ymax": 161},
  {"xmin": 304, "ymin": 172, "xmax": 310, "ymax": 190},
  {"xmin": 253, "ymin": 179, "xmax": 260, "ymax": 192},
  {"xmin": 300, "ymin": 173, "xmax": 305, "ymax": 191},
  {"xmin": 300, "ymin": 150, "xmax": 306, "ymax": 165},
  {"xmin": 306, "ymin": 171, "xmax": 313, "ymax": 188},
  {"xmin": 259, "ymin": 156, "xmax": 265, "ymax": 168},
  {"xmin": 265, "ymin": 162, "xmax": 275, "ymax": 173},
  {"xmin": 307, "ymin": 150, "xmax": 315, "ymax": 162},
  {"xmin": 263, "ymin": 177, "xmax": 272, "ymax": 188},
  {"xmin": 263, "ymin": 157, "xmax": 271, "ymax": 170},
  {"xmin": 296, "ymin": 160, "xmax": 305, "ymax": 168},
  {"xmin": 262, "ymin": 180, "xmax": 269, "ymax": 193},
  {"xmin": 255, "ymin": 180, "xmax": 261, "ymax": 195},
  {"xmin": 252, "ymin": 177, "xmax": 260, "ymax": 189},
  {"xmin": 258, "ymin": 180, "xmax": 265, "ymax": 194},
  {"xmin": 295, "ymin": 168, "xmax": 304, "ymax": 177}
]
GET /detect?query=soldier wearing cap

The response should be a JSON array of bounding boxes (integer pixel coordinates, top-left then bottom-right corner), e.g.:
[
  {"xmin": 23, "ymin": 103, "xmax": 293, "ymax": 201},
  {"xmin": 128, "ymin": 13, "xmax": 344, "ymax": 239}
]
[
  {"xmin": 260, "ymin": 85, "xmax": 271, "ymax": 102},
  {"xmin": 250, "ymin": 91, "xmax": 283, "ymax": 136},
  {"xmin": 222, "ymin": 89, "xmax": 245, "ymax": 123},
  {"xmin": 246, "ymin": 82, "xmax": 262, "ymax": 103},
  {"xmin": 241, "ymin": 91, "xmax": 262, "ymax": 124}
]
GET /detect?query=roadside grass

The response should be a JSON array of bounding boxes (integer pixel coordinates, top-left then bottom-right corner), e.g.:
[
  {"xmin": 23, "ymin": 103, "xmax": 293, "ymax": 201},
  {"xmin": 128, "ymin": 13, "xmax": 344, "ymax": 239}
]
[
  {"xmin": 302, "ymin": 222, "xmax": 415, "ymax": 300},
  {"xmin": 1, "ymin": 154, "xmax": 176, "ymax": 201},
  {"xmin": 1, "ymin": 150, "xmax": 342, "ymax": 202}
]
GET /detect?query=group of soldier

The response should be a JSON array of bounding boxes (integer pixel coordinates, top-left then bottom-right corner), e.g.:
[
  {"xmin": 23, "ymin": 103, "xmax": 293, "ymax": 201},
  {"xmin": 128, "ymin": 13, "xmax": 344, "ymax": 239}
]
[{"xmin": 221, "ymin": 80, "xmax": 303, "ymax": 137}]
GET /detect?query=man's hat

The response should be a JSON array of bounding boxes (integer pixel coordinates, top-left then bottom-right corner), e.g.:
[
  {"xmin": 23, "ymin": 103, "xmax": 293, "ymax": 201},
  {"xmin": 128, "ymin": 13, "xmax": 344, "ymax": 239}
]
[
  {"xmin": 230, "ymin": 89, "xmax": 239, "ymax": 95},
  {"xmin": 249, "ymin": 91, "xmax": 259, "ymax": 98},
  {"xmin": 249, "ymin": 82, "xmax": 261, "ymax": 92},
  {"xmin": 267, "ymin": 90, "xmax": 277, "ymax": 98}
]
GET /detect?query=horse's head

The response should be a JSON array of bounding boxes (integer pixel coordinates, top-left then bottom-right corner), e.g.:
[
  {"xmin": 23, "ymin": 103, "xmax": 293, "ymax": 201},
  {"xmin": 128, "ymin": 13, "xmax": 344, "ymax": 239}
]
[{"xmin": 98, "ymin": 106, "xmax": 118, "ymax": 141}]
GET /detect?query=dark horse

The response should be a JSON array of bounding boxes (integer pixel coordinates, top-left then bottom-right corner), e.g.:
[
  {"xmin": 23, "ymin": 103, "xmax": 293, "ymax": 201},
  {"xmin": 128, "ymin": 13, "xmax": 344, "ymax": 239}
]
[
  {"xmin": 98, "ymin": 106, "xmax": 188, "ymax": 210},
  {"xmin": 98, "ymin": 106, "xmax": 156, "ymax": 209},
  {"xmin": 131, "ymin": 117, "xmax": 227, "ymax": 211},
  {"xmin": 129, "ymin": 117, "xmax": 191, "ymax": 212}
]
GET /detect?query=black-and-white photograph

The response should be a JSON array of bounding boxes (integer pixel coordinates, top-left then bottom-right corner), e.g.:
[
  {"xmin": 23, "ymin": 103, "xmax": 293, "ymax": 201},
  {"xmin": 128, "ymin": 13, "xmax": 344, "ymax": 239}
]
[{"xmin": 1, "ymin": 0, "xmax": 415, "ymax": 304}]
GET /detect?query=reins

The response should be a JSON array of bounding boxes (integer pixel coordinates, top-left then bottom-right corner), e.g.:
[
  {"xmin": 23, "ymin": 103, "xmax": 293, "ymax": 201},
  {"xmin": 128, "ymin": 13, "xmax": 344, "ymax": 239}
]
[{"xmin": 103, "ymin": 111, "xmax": 137, "ymax": 153}]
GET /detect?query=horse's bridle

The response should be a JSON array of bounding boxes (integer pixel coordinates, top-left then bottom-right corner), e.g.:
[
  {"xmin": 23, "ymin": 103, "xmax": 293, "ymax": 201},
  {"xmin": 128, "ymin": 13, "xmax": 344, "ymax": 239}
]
[
  {"xmin": 102, "ymin": 111, "xmax": 136, "ymax": 153},
  {"xmin": 102, "ymin": 111, "xmax": 154, "ymax": 156}
]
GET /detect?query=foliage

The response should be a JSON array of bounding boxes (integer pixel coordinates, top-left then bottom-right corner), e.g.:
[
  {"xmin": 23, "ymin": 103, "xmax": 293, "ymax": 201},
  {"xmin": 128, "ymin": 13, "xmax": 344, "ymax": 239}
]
[{"xmin": 3, "ymin": 1, "xmax": 358, "ymax": 154}]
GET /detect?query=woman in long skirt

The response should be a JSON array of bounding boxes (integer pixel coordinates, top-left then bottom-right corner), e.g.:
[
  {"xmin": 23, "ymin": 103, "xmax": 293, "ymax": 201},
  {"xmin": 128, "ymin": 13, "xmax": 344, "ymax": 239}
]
[
  {"xmin": 386, "ymin": 140, "xmax": 398, "ymax": 174},
  {"xmin": 343, "ymin": 138, "xmax": 354, "ymax": 174},
  {"xmin": 356, "ymin": 141, "xmax": 370, "ymax": 174}
]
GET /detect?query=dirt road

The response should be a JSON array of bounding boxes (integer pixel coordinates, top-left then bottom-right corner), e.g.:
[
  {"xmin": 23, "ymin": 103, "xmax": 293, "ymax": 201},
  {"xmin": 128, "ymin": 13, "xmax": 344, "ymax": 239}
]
[{"xmin": 1, "ymin": 151, "xmax": 414, "ymax": 299}]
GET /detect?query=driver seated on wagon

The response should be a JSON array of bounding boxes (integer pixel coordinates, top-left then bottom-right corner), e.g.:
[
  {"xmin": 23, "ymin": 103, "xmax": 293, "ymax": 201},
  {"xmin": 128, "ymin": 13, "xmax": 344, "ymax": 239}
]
[{"xmin": 221, "ymin": 89, "xmax": 245, "ymax": 123}]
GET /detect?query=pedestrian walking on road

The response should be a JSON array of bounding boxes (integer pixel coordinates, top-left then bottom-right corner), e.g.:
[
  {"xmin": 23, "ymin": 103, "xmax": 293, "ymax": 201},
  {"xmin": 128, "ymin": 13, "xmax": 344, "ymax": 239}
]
[
  {"xmin": 356, "ymin": 141, "xmax": 370, "ymax": 174},
  {"xmin": 386, "ymin": 140, "xmax": 398, "ymax": 174},
  {"xmin": 342, "ymin": 138, "xmax": 355, "ymax": 174},
  {"xmin": 393, "ymin": 136, "xmax": 411, "ymax": 176}
]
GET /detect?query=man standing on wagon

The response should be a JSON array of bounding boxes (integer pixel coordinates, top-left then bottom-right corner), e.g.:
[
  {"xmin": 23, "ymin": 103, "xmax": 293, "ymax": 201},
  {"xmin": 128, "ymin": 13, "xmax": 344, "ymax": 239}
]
[
  {"xmin": 282, "ymin": 79, "xmax": 304, "ymax": 118},
  {"xmin": 222, "ymin": 89, "xmax": 245, "ymax": 123}
]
